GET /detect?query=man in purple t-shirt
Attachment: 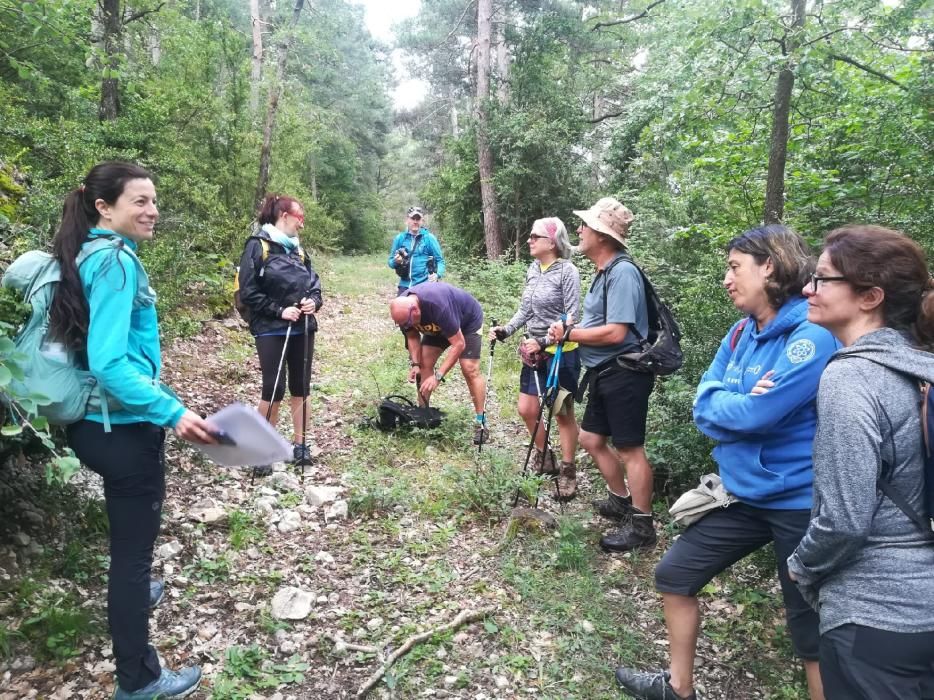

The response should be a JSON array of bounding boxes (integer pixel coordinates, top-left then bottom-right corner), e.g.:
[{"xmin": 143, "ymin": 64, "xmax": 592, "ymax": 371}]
[{"xmin": 388, "ymin": 282, "xmax": 487, "ymax": 443}]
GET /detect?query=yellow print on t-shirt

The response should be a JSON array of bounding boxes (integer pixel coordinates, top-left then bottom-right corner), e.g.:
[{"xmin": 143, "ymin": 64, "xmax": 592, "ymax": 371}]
[{"xmin": 415, "ymin": 322, "xmax": 442, "ymax": 335}]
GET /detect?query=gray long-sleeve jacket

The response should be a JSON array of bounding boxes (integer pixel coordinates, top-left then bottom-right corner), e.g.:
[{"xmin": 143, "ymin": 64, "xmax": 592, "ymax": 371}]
[
  {"xmin": 787, "ymin": 328, "xmax": 934, "ymax": 634},
  {"xmin": 501, "ymin": 258, "xmax": 581, "ymax": 346}
]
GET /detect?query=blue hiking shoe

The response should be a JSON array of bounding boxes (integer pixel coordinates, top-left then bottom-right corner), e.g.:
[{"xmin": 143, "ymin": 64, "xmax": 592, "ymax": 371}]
[
  {"xmin": 149, "ymin": 580, "xmax": 165, "ymax": 609},
  {"xmin": 113, "ymin": 666, "xmax": 202, "ymax": 700}
]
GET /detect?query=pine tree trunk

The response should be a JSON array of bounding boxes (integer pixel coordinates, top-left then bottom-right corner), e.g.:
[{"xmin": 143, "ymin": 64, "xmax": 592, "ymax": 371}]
[
  {"xmin": 763, "ymin": 0, "xmax": 806, "ymax": 224},
  {"xmin": 255, "ymin": 0, "xmax": 305, "ymax": 208},
  {"xmin": 475, "ymin": 0, "xmax": 501, "ymax": 259},
  {"xmin": 250, "ymin": 0, "xmax": 263, "ymax": 114},
  {"xmin": 99, "ymin": 0, "xmax": 121, "ymax": 121}
]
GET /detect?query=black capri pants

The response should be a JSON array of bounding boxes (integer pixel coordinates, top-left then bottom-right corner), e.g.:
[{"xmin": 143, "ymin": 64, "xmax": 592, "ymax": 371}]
[
  {"xmin": 654, "ymin": 502, "xmax": 819, "ymax": 660},
  {"xmin": 66, "ymin": 420, "xmax": 166, "ymax": 692},
  {"xmin": 255, "ymin": 331, "xmax": 315, "ymax": 401}
]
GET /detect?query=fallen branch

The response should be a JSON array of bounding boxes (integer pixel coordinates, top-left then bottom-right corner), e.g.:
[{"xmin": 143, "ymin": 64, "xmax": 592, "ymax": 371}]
[{"xmin": 355, "ymin": 607, "xmax": 494, "ymax": 699}]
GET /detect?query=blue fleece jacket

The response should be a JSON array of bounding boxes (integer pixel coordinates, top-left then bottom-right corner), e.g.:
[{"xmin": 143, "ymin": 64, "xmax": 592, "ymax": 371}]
[
  {"xmin": 388, "ymin": 228, "xmax": 445, "ymax": 288},
  {"xmin": 79, "ymin": 229, "xmax": 186, "ymax": 428},
  {"xmin": 693, "ymin": 296, "xmax": 839, "ymax": 509}
]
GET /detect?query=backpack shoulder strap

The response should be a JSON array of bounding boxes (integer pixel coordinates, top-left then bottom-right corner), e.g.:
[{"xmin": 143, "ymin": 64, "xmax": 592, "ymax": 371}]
[
  {"xmin": 729, "ymin": 319, "xmax": 750, "ymax": 352},
  {"xmin": 597, "ymin": 253, "xmax": 633, "ymax": 324}
]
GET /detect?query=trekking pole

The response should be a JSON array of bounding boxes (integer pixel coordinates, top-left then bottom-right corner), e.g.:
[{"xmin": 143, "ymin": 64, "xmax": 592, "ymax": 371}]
[
  {"xmin": 253, "ymin": 321, "xmax": 292, "ymax": 485},
  {"xmin": 513, "ymin": 350, "xmax": 552, "ymax": 507},
  {"xmin": 298, "ymin": 311, "xmax": 313, "ymax": 482},
  {"xmin": 537, "ymin": 315, "xmax": 571, "ymax": 509},
  {"xmin": 477, "ymin": 319, "xmax": 497, "ymax": 454}
]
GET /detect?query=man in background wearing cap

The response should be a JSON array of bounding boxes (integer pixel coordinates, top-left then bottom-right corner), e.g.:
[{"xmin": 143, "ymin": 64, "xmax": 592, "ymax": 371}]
[
  {"xmin": 388, "ymin": 206, "xmax": 446, "ymax": 295},
  {"xmin": 549, "ymin": 197, "xmax": 657, "ymax": 553}
]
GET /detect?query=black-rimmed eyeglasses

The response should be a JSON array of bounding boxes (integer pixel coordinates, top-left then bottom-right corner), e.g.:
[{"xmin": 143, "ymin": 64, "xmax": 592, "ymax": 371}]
[{"xmin": 809, "ymin": 274, "xmax": 847, "ymax": 294}]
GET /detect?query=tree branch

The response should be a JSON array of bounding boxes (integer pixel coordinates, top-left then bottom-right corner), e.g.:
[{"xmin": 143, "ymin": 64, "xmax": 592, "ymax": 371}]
[
  {"xmin": 428, "ymin": 0, "xmax": 477, "ymax": 53},
  {"xmin": 590, "ymin": 0, "xmax": 666, "ymax": 31},
  {"xmin": 124, "ymin": 2, "xmax": 166, "ymax": 24},
  {"xmin": 587, "ymin": 110, "xmax": 625, "ymax": 124},
  {"xmin": 828, "ymin": 53, "xmax": 906, "ymax": 90}
]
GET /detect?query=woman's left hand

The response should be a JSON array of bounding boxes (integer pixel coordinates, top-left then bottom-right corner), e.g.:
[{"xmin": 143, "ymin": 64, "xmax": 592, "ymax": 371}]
[
  {"xmin": 750, "ymin": 370, "xmax": 776, "ymax": 395},
  {"xmin": 174, "ymin": 409, "xmax": 218, "ymax": 444},
  {"xmin": 299, "ymin": 297, "xmax": 316, "ymax": 314}
]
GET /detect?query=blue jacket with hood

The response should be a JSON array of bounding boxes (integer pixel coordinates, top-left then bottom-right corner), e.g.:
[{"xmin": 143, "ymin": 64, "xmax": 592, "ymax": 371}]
[
  {"xmin": 388, "ymin": 228, "xmax": 445, "ymax": 289},
  {"xmin": 693, "ymin": 296, "xmax": 839, "ymax": 509}
]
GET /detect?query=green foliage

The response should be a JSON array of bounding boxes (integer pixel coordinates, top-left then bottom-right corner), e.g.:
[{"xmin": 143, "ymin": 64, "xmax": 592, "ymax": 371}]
[
  {"xmin": 16, "ymin": 588, "xmax": 99, "ymax": 663},
  {"xmin": 212, "ymin": 644, "xmax": 309, "ymax": 699}
]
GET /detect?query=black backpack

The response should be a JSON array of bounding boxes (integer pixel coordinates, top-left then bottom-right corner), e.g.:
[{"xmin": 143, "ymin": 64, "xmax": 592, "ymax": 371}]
[
  {"xmin": 598, "ymin": 253, "xmax": 683, "ymax": 376},
  {"xmin": 377, "ymin": 395, "xmax": 444, "ymax": 431}
]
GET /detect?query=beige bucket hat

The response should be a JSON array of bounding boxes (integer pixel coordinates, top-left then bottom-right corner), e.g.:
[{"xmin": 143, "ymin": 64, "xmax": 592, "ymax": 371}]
[{"xmin": 573, "ymin": 197, "xmax": 634, "ymax": 247}]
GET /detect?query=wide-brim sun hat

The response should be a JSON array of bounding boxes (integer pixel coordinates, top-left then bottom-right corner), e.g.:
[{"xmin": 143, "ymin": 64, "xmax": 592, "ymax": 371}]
[{"xmin": 573, "ymin": 197, "xmax": 634, "ymax": 248}]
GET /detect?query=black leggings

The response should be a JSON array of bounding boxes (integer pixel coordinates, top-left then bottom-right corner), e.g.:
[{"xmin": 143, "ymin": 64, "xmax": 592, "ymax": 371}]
[
  {"xmin": 66, "ymin": 420, "xmax": 165, "ymax": 692},
  {"xmin": 255, "ymin": 332, "xmax": 315, "ymax": 402}
]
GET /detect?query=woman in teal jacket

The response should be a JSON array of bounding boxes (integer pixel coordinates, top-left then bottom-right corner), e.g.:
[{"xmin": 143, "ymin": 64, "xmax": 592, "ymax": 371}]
[
  {"xmin": 50, "ymin": 161, "xmax": 216, "ymax": 700},
  {"xmin": 615, "ymin": 226, "xmax": 838, "ymax": 700}
]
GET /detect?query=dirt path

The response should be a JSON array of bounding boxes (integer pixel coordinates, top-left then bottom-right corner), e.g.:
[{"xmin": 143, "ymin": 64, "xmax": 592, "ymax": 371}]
[{"xmin": 2, "ymin": 255, "xmax": 809, "ymax": 700}]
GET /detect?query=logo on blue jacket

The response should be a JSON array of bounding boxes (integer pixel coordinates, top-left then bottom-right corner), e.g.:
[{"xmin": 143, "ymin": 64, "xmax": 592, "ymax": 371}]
[{"xmin": 786, "ymin": 339, "xmax": 816, "ymax": 364}]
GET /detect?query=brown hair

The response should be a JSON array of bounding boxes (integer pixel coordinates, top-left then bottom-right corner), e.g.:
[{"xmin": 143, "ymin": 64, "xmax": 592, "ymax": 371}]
[
  {"xmin": 727, "ymin": 225, "xmax": 814, "ymax": 309},
  {"xmin": 50, "ymin": 161, "xmax": 153, "ymax": 349},
  {"xmin": 258, "ymin": 194, "xmax": 302, "ymax": 226},
  {"xmin": 824, "ymin": 225, "xmax": 934, "ymax": 348}
]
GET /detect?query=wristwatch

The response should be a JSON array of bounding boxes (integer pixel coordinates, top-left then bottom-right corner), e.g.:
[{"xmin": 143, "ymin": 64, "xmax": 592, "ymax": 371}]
[
  {"xmin": 409, "ymin": 360, "xmax": 419, "ymax": 367},
  {"xmin": 434, "ymin": 370, "xmax": 445, "ymax": 383}
]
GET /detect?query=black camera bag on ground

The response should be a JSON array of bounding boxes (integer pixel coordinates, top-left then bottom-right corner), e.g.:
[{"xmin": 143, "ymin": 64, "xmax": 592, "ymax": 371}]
[{"xmin": 377, "ymin": 395, "xmax": 444, "ymax": 431}]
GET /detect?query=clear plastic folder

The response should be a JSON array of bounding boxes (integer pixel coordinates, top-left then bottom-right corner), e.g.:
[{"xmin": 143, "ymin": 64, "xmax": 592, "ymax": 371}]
[{"xmin": 194, "ymin": 402, "xmax": 293, "ymax": 467}]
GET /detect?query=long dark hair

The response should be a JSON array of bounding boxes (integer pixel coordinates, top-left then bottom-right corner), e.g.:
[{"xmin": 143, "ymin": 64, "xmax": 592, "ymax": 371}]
[
  {"xmin": 727, "ymin": 225, "xmax": 814, "ymax": 309},
  {"xmin": 258, "ymin": 193, "xmax": 302, "ymax": 226},
  {"xmin": 49, "ymin": 161, "xmax": 153, "ymax": 349},
  {"xmin": 824, "ymin": 225, "xmax": 934, "ymax": 348}
]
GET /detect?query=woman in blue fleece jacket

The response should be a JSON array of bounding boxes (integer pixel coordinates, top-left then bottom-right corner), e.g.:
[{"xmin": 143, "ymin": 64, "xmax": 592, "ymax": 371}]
[
  {"xmin": 616, "ymin": 226, "xmax": 838, "ymax": 700},
  {"xmin": 49, "ymin": 162, "xmax": 216, "ymax": 700}
]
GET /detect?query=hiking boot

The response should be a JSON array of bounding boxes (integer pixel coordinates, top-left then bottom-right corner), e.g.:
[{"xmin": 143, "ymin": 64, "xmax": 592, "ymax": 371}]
[
  {"xmin": 473, "ymin": 423, "xmax": 490, "ymax": 445},
  {"xmin": 251, "ymin": 464, "xmax": 273, "ymax": 478},
  {"xmin": 293, "ymin": 443, "xmax": 312, "ymax": 466},
  {"xmin": 554, "ymin": 462, "xmax": 577, "ymax": 501},
  {"xmin": 600, "ymin": 512, "xmax": 657, "ymax": 553},
  {"xmin": 534, "ymin": 447, "xmax": 558, "ymax": 476},
  {"xmin": 149, "ymin": 580, "xmax": 164, "ymax": 609},
  {"xmin": 113, "ymin": 666, "xmax": 202, "ymax": 700},
  {"xmin": 592, "ymin": 490, "xmax": 635, "ymax": 521},
  {"xmin": 615, "ymin": 667, "xmax": 697, "ymax": 700}
]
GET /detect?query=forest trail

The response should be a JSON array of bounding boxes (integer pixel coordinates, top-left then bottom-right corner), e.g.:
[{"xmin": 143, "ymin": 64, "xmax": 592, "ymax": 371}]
[{"xmin": 6, "ymin": 256, "xmax": 808, "ymax": 700}]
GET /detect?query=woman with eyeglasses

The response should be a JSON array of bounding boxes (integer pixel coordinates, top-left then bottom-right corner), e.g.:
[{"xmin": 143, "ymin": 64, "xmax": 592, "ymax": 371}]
[
  {"xmin": 787, "ymin": 226, "xmax": 934, "ymax": 699},
  {"xmin": 616, "ymin": 225, "xmax": 838, "ymax": 700},
  {"xmin": 488, "ymin": 217, "xmax": 581, "ymax": 499},
  {"xmin": 237, "ymin": 193, "xmax": 322, "ymax": 476}
]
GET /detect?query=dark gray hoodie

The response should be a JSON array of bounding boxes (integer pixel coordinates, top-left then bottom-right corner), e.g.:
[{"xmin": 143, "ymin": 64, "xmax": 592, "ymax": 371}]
[{"xmin": 787, "ymin": 328, "xmax": 934, "ymax": 634}]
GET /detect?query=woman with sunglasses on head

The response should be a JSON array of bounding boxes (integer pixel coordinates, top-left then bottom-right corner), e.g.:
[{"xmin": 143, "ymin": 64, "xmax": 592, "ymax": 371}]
[
  {"xmin": 787, "ymin": 226, "xmax": 934, "ymax": 699},
  {"xmin": 488, "ymin": 217, "xmax": 581, "ymax": 499},
  {"xmin": 237, "ymin": 194, "xmax": 322, "ymax": 476}
]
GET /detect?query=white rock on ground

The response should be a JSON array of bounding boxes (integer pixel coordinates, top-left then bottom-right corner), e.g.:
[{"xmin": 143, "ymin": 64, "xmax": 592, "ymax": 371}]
[
  {"xmin": 156, "ymin": 541, "xmax": 183, "ymax": 560},
  {"xmin": 304, "ymin": 485, "xmax": 342, "ymax": 507},
  {"xmin": 270, "ymin": 586, "xmax": 314, "ymax": 620},
  {"xmin": 277, "ymin": 510, "xmax": 302, "ymax": 533},
  {"xmin": 325, "ymin": 500, "xmax": 348, "ymax": 521},
  {"xmin": 314, "ymin": 551, "xmax": 334, "ymax": 564},
  {"xmin": 187, "ymin": 505, "xmax": 226, "ymax": 524}
]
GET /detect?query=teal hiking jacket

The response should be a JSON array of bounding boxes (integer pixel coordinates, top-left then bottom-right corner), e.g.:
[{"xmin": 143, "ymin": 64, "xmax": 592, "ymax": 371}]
[{"xmin": 79, "ymin": 229, "xmax": 185, "ymax": 428}]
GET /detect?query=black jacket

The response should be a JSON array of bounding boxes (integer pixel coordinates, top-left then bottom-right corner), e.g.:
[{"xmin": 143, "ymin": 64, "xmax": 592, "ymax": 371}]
[{"xmin": 237, "ymin": 228, "xmax": 323, "ymax": 336}]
